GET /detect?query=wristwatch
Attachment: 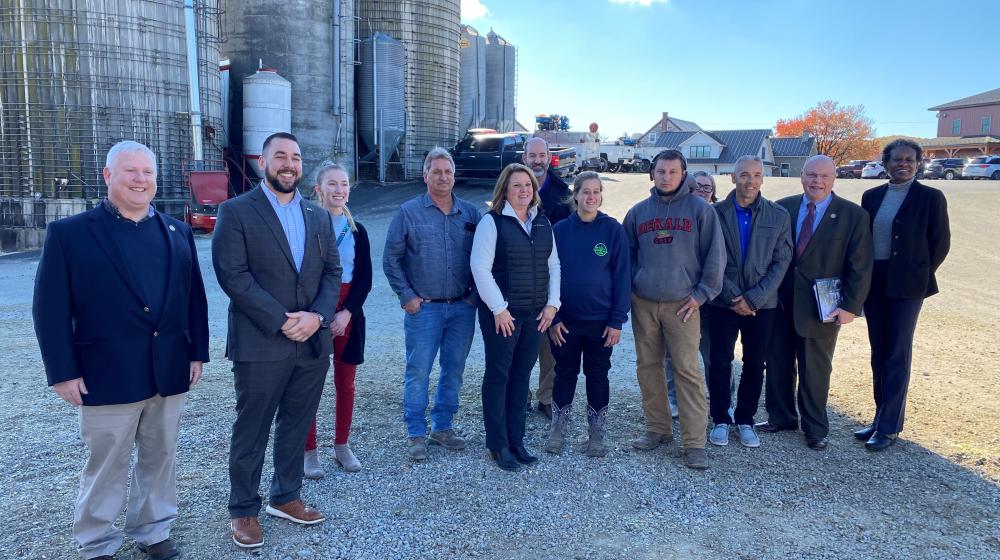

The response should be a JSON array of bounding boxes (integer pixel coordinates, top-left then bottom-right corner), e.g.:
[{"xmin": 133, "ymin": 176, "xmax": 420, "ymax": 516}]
[{"xmin": 313, "ymin": 312, "xmax": 327, "ymax": 327}]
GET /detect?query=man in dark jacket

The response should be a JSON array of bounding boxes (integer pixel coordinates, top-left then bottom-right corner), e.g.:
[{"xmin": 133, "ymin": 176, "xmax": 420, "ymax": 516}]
[
  {"xmin": 705, "ymin": 156, "xmax": 792, "ymax": 449},
  {"xmin": 760, "ymin": 155, "xmax": 873, "ymax": 450},
  {"xmin": 522, "ymin": 137, "xmax": 571, "ymax": 417},
  {"xmin": 213, "ymin": 133, "xmax": 342, "ymax": 548},
  {"xmin": 33, "ymin": 141, "xmax": 209, "ymax": 560}
]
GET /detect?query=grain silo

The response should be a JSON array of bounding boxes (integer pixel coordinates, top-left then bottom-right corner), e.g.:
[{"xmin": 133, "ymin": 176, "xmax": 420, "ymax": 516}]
[
  {"xmin": 0, "ymin": 0, "xmax": 224, "ymax": 239},
  {"xmin": 221, "ymin": 0, "xmax": 355, "ymax": 185},
  {"xmin": 356, "ymin": 0, "xmax": 461, "ymax": 178},
  {"xmin": 459, "ymin": 24, "xmax": 486, "ymax": 134},
  {"xmin": 485, "ymin": 29, "xmax": 517, "ymax": 132}
]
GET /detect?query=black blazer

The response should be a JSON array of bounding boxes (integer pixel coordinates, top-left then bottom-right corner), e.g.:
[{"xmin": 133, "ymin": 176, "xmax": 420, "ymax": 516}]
[
  {"xmin": 776, "ymin": 193, "xmax": 874, "ymax": 339},
  {"xmin": 32, "ymin": 206, "xmax": 210, "ymax": 406},
  {"xmin": 861, "ymin": 180, "xmax": 950, "ymax": 299},
  {"xmin": 212, "ymin": 186, "xmax": 342, "ymax": 362},
  {"xmin": 337, "ymin": 221, "xmax": 372, "ymax": 365}
]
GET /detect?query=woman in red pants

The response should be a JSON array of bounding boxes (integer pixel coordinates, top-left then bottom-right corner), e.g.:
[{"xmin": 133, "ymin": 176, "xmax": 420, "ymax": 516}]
[{"xmin": 304, "ymin": 162, "xmax": 372, "ymax": 476}]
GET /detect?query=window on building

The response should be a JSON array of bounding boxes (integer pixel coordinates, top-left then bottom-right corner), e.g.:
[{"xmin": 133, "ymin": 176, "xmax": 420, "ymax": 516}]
[
  {"xmin": 982, "ymin": 116, "xmax": 992, "ymax": 134},
  {"xmin": 690, "ymin": 145, "xmax": 710, "ymax": 158},
  {"xmin": 761, "ymin": 147, "xmax": 766, "ymax": 159},
  {"xmin": 647, "ymin": 133, "xmax": 657, "ymax": 143},
  {"xmin": 952, "ymin": 118, "xmax": 961, "ymax": 135}
]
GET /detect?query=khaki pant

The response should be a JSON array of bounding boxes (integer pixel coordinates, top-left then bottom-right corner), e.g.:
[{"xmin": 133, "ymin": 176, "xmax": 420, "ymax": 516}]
[
  {"xmin": 529, "ymin": 336, "xmax": 555, "ymax": 405},
  {"xmin": 632, "ymin": 294, "xmax": 708, "ymax": 448},
  {"xmin": 75, "ymin": 394, "xmax": 184, "ymax": 559}
]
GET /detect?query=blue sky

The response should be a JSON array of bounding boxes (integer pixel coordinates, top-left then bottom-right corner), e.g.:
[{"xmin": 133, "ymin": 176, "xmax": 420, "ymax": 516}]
[{"xmin": 461, "ymin": 0, "xmax": 1000, "ymax": 139}]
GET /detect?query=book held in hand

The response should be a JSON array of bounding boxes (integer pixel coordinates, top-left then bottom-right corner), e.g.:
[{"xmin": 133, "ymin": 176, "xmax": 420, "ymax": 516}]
[{"xmin": 813, "ymin": 277, "xmax": 842, "ymax": 323}]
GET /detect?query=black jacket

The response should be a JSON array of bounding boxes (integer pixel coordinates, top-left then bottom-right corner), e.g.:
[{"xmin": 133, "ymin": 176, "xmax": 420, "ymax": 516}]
[
  {"xmin": 488, "ymin": 210, "xmax": 553, "ymax": 316},
  {"xmin": 32, "ymin": 206, "xmax": 210, "ymax": 405},
  {"xmin": 538, "ymin": 170, "xmax": 572, "ymax": 226},
  {"xmin": 861, "ymin": 180, "xmax": 950, "ymax": 299},
  {"xmin": 338, "ymin": 222, "xmax": 372, "ymax": 365}
]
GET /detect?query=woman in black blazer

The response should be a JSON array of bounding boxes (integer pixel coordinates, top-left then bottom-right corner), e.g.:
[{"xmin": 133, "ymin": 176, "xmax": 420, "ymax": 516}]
[
  {"xmin": 304, "ymin": 163, "xmax": 373, "ymax": 474},
  {"xmin": 857, "ymin": 139, "xmax": 950, "ymax": 451}
]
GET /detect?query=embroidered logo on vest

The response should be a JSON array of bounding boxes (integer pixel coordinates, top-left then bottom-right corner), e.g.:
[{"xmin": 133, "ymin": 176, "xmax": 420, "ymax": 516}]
[{"xmin": 593, "ymin": 243, "xmax": 608, "ymax": 256}]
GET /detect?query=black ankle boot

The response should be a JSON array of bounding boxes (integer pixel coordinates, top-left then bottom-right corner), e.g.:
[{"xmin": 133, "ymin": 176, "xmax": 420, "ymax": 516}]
[
  {"xmin": 509, "ymin": 445, "xmax": 538, "ymax": 464},
  {"xmin": 489, "ymin": 448, "xmax": 521, "ymax": 471}
]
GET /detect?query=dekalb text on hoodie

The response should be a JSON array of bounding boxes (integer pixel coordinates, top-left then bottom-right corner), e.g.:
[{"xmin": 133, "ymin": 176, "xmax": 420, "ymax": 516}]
[{"xmin": 623, "ymin": 173, "xmax": 726, "ymax": 304}]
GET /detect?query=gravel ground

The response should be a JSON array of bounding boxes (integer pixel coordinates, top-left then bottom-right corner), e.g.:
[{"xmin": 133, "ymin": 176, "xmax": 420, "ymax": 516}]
[{"xmin": 2, "ymin": 176, "xmax": 999, "ymax": 559}]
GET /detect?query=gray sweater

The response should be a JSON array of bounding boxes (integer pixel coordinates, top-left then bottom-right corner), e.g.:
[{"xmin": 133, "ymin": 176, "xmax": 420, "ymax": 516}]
[
  {"xmin": 623, "ymin": 174, "xmax": 725, "ymax": 304},
  {"xmin": 872, "ymin": 179, "xmax": 912, "ymax": 260}
]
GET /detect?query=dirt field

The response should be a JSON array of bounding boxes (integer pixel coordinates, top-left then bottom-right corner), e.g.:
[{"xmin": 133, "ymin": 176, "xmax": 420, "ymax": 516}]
[{"xmin": 597, "ymin": 173, "xmax": 1000, "ymax": 482}]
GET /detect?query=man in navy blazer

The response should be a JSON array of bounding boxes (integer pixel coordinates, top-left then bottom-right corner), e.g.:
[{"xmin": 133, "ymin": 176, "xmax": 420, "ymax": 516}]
[{"xmin": 33, "ymin": 141, "xmax": 209, "ymax": 560}]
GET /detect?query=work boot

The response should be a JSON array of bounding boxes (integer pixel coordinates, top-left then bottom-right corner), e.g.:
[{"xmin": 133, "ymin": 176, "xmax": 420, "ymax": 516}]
[
  {"xmin": 407, "ymin": 437, "xmax": 428, "ymax": 461},
  {"xmin": 581, "ymin": 405, "xmax": 608, "ymax": 457},
  {"xmin": 543, "ymin": 402, "xmax": 572, "ymax": 454},
  {"xmin": 428, "ymin": 429, "xmax": 467, "ymax": 450},
  {"xmin": 334, "ymin": 443, "xmax": 361, "ymax": 472},
  {"xmin": 682, "ymin": 447, "xmax": 709, "ymax": 470},
  {"xmin": 303, "ymin": 449, "xmax": 324, "ymax": 480},
  {"xmin": 631, "ymin": 430, "xmax": 672, "ymax": 450}
]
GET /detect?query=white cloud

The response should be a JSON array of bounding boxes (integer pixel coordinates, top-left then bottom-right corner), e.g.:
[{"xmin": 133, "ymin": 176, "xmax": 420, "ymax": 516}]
[
  {"xmin": 609, "ymin": 0, "xmax": 669, "ymax": 6},
  {"xmin": 461, "ymin": 0, "xmax": 489, "ymax": 20}
]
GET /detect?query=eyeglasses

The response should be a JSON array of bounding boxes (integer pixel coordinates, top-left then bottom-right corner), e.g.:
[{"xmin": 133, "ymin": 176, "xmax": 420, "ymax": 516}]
[{"xmin": 694, "ymin": 184, "xmax": 714, "ymax": 193}]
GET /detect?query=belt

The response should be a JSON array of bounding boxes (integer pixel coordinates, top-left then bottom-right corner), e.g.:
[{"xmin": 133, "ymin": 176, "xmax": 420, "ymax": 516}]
[{"xmin": 422, "ymin": 289, "xmax": 472, "ymax": 304}]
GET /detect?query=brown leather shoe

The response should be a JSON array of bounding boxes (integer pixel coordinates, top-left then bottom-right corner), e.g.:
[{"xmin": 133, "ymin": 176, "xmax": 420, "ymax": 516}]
[
  {"xmin": 230, "ymin": 516, "xmax": 263, "ymax": 549},
  {"xmin": 265, "ymin": 499, "xmax": 325, "ymax": 525}
]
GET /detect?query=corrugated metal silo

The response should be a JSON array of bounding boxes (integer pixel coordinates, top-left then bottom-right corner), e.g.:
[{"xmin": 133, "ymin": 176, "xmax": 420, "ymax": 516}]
[
  {"xmin": 221, "ymin": 0, "xmax": 355, "ymax": 183},
  {"xmin": 485, "ymin": 29, "xmax": 517, "ymax": 132},
  {"xmin": 0, "ymin": 0, "xmax": 224, "ymax": 219},
  {"xmin": 356, "ymin": 33, "xmax": 406, "ymax": 182},
  {"xmin": 459, "ymin": 24, "xmax": 486, "ymax": 134},
  {"xmin": 356, "ymin": 0, "xmax": 461, "ymax": 178},
  {"xmin": 242, "ymin": 69, "xmax": 292, "ymax": 178}
]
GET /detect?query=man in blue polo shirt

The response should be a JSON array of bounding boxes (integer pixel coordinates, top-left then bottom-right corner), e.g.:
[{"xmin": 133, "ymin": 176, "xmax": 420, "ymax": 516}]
[{"xmin": 705, "ymin": 156, "xmax": 792, "ymax": 448}]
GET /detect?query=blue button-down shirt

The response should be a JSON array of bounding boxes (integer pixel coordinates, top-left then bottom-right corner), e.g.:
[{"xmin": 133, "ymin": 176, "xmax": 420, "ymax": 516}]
[
  {"xmin": 733, "ymin": 198, "xmax": 752, "ymax": 264},
  {"xmin": 795, "ymin": 193, "xmax": 833, "ymax": 241},
  {"xmin": 262, "ymin": 183, "xmax": 305, "ymax": 272},
  {"xmin": 383, "ymin": 193, "xmax": 482, "ymax": 305}
]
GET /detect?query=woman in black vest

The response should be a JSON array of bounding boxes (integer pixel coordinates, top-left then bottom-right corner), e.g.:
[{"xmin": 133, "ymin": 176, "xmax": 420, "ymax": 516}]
[
  {"xmin": 471, "ymin": 163, "xmax": 562, "ymax": 471},
  {"xmin": 857, "ymin": 139, "xmax": 950, "ymax": 450}
]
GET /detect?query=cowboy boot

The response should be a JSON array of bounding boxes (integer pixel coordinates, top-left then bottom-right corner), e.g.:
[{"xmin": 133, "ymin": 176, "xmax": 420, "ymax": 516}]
[
  {"xmin": 582, "ymin": 405, "xmax": 608, "ymax": 457},
  {"xmin": 543, "ymin": 402, "xmax": 572, "ymax": 454}
]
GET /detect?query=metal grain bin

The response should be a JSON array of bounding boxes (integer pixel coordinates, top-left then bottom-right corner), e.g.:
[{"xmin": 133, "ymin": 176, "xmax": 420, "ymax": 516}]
[
  {"xmin": 356, "ymin": 0, "xmax": 461, "ymax": 178},
  {"xmin": 459, "ymin": 24, "xmax": 486, "ymax": 134},
  {"xmin": 0, "ymin": 0, "xmax": 223, "ymax": 219},
  {"xmin": 242, "ymin": 68, "xmax": 292, "ymax": 179},
  {"xmin": 356, "ymin": 33, "xmax": 405, "ymax": 157},
  {"xmin": 485, "ymin": 30, "xmax": 517, "ymax": 132}
]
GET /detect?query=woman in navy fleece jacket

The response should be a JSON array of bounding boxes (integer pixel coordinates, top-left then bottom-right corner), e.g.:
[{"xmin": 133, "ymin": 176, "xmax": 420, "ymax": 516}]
[{"xmin": 544, "ymin": 171, "xmax": 631, "ymax": 457}]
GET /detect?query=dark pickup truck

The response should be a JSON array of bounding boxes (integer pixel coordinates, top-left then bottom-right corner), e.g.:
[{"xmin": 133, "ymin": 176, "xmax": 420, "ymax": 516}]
[
  {"xmin": 450, "ymin": 132, "xmax": 576, "ymax": 180},
  {"xmin": 836, "ymin": 160, "xmax": 871, "ymax": 179}
]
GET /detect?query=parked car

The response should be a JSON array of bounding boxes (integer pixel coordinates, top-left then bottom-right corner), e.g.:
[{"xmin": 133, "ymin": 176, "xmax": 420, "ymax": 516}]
[
  {"xmin": 450, "ymin": 132, "xmax": 577, "ymax": 180},
  {"xmin": 923, "ymin": 158, "xmax": 965, "ymax": 180},
  {"xmin": 962, "ymin": 155, "xmax": 1000, "ymax": 180},
  {"xmin": 861, "ymin": 161, "xmax": 888, "ymax": 179},
  {"xmin": 836, "ymin": 160, "xmax": 870, "ymax": 179}
]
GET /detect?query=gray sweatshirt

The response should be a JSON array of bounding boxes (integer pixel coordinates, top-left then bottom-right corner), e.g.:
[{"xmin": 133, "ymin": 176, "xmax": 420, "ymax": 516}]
[{"xmin": 623, "ymin": 173, "xmax": 725, "ymax": 304}]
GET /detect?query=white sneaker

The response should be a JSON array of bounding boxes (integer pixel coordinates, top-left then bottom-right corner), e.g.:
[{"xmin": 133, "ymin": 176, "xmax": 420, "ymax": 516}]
[
  {"xmin": 709, "ymin": 424, "xmax": 729, "ymax": 446},
  {"xmin": 303, "ymin": 449, "xmax": 325, "ymax": 479},
  {"xmin": 737, "ymin": 424, "xmax": 761, "ymax": 448}
]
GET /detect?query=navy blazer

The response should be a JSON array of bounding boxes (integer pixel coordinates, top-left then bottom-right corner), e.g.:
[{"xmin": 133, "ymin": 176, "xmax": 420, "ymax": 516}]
[
  {"xmin": 861, "ymin": 180, "xmax": 950, "ymax": 299},
  {"xmin": 32, "ymin": 205, "xmax": 210, "ymax": 406}
]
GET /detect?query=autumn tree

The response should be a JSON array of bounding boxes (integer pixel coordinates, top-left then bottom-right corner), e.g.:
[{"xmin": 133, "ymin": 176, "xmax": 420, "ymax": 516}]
[{"xmin": 776, "ymin": 101, "xmax": 880, "ymax": 164}]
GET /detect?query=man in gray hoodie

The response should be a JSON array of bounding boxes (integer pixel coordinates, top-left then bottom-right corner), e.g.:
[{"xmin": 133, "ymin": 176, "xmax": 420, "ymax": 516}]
[{"xmin": 623, "ymin": 149, "xmax": 725, "ymax": 470}]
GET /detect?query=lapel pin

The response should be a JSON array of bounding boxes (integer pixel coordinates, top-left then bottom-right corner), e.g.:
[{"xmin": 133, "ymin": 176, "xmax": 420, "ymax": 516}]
[
  {"xmin": 168, "ymin": 224, "xmax": 176, "ymax": 231},
  {"xmin": 306, "ymin": 207, "xmax": 313, "ymax": 212},
  {"xmin": 830, "ymin": 213, "xmax": 837, "ymax": 219}
]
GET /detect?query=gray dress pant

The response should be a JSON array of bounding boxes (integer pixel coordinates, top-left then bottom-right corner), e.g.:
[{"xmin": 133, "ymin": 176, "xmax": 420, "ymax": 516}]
[
  {"xmin": 228, "ymin": 351, "xmax": 329, "ymax": 518},
  {"xmin": 75, "ymin": 394, "xmax": 184, "ymax": 559}
]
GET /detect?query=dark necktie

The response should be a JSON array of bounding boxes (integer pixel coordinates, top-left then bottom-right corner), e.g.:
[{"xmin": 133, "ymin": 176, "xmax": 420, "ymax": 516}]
[{"xmin": 795, "ymin": 202, "xmax": 816, "ymax": 260}]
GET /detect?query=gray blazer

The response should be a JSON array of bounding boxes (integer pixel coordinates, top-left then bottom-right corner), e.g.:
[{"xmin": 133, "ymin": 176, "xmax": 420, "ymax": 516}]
[
  {"xmin": 711, "ymin": 190, "xmax": 793, "ymax": 311},
  {"xmin": 212, "ymin": 185, "xmax": 342, "ymax": 362}
]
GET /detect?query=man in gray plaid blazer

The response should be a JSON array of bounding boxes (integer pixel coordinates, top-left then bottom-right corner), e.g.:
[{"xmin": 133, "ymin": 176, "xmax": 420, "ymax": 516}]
[{"xmin": 212, "ymin": 132, "xmax": 341, "ymax": 549}]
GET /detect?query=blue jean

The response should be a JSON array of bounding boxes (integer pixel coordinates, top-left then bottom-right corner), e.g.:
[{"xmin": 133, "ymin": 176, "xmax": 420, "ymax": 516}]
[{"xmin": 402, "ymin": 301, "xmax": 477, "ymax": 437}]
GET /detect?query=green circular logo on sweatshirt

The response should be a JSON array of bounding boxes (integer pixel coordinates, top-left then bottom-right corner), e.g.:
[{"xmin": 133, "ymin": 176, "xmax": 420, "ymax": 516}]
[{"xmin": 593, "ymin": 243, "xmax": 608, "ymax": 257}]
